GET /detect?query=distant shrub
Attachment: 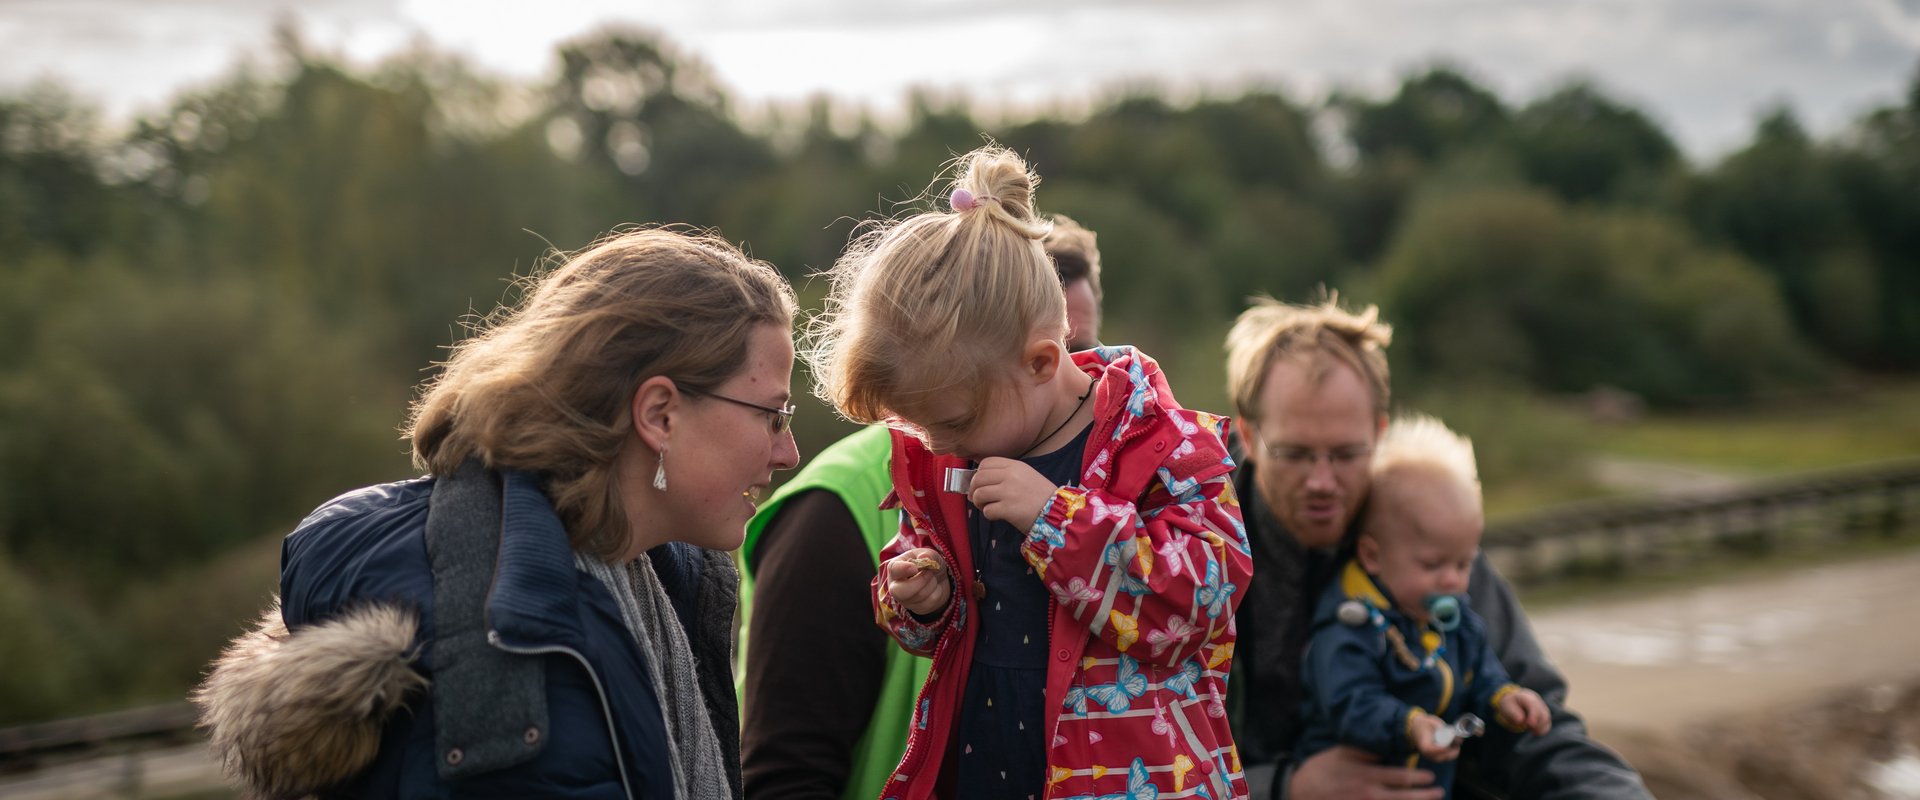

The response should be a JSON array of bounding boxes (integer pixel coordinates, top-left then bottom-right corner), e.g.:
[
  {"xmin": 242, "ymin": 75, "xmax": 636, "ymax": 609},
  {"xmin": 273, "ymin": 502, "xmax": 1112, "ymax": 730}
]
[
  {"xmin": 0, "ymin": 554, "xmax": 105, "ymax": 724},
  {"xmin": 1375, "ymin": 186, "xmax": 1831, "ymax": 405},
  {"xmin": 0, "ymin": 258, "xmax": 410, "ymax": 579}
]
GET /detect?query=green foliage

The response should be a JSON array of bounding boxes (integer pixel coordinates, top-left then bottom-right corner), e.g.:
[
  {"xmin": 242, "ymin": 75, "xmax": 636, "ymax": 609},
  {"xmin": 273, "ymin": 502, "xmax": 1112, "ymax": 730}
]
[
  {"xmin": 110, "ymin": 533, "xmax": 283, "ymax": 708},
  {"xmin": 0, "ymin": 532, "xmax": 280, "ymax": 725},
  {"xmin": 1683, "ymin": 102, "xmax": 1920, "ymax": 367},
  {"xmin": 1374, "ymin": 186, "xmax": 1608, "ymax": 387},
  {"xmin": 1375, "ymin": 186, "xmax": 1829, "ymax": 403},
  {"xmin": 1507, "ymin": 81, "xmax": 1681, "ymax": 205},
  {"xmin": 0, "ymin": 553, "xmax": 106, "ymax": 722},
  {"xmin": 1342, "ymin": 66, "xmax": 1511, "ymax": 163},
  {"xmin": 0, "ymin": 256, "xmax": 409, "ymax": 576},
  {"xmin": 1208, "ymin": 189, "xmax": 1346, "ymax": 309},
  {"xmin": 1826, "ymin": 85, "xmax": 1920, "ymax": 365},
  {"xmin": 1325, "ymin": 150, "xmax": 1422, "ymax": 264},
  {"xmin": 0, "ymin": 84, "xmax": 121, "ymax": 258},
  {"xmin": 1044, "ymin": 179, "xmax": 1217, "ymax": 332},
  {"xmin": 1595, "ymin": 213, "xmax": 1830, "ymax": 396},
  {"xmin": 550, "ymin": 28, "xmax": 777, "ymax": 224}
]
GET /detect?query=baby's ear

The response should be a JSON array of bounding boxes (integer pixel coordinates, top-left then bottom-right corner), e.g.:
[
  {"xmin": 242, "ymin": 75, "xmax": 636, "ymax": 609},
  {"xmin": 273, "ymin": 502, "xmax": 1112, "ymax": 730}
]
[{"xmin": 1355, "ymin": 533, "xmax": 1382, "ymax": 573}]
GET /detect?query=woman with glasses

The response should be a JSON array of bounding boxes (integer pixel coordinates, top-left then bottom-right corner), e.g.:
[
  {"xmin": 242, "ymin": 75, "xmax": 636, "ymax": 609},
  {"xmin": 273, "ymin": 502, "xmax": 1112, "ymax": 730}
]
[{"xmin": 194, "ymin": 228, "xmax": 799, "ymax": 799}]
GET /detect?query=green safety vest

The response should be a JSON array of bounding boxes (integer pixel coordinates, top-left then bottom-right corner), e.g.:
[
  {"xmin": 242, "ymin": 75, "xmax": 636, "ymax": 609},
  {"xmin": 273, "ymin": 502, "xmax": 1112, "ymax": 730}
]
[{"xmin": 738, "ymin": 425, "xmax": 932, "ymax": 800}]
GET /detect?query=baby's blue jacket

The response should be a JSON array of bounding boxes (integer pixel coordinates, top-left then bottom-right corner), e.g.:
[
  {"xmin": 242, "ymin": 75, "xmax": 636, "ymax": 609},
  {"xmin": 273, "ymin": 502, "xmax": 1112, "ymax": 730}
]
[{"xmin": 1295, "ymin": 561, "xmax": 1527, "ymax": 798}]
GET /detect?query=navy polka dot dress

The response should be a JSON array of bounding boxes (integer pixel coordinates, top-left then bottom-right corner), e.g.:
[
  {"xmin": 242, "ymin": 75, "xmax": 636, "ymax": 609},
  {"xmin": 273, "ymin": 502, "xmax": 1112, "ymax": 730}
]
[{"xmin": 952, "ymin": 425, "xmax": 1091, "ymax": 799}]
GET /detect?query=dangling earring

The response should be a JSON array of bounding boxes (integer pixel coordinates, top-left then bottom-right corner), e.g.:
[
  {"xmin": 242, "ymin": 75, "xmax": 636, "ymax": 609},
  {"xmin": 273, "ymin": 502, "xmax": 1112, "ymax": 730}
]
[{"xmin": 653, "ymin": 445, "xmax": 669, "ymax": 491}]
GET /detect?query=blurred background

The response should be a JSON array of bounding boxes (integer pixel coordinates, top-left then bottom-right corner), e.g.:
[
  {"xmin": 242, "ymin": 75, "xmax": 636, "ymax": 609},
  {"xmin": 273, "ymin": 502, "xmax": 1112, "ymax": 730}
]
[{"xmin": 2, "ymin": 1, "xmax": 1918, "ymax": 797}]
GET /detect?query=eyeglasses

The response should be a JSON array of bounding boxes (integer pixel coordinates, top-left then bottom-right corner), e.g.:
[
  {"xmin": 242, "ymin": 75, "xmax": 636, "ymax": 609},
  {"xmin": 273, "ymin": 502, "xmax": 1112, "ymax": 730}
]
[
  {"xmin": 1263, "ymin": 444, "xmax": 1373, "ymax": 472},
  {"xmin": 683, "ymin": 388, "xmax": 795, "ymax": 436}
]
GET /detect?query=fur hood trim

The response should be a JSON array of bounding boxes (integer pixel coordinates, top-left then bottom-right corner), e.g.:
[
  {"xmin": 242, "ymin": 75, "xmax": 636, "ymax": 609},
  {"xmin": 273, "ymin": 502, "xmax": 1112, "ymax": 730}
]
[{"xmin": 193, "ymin": 598, "xmax": 427, "ymax": 799}]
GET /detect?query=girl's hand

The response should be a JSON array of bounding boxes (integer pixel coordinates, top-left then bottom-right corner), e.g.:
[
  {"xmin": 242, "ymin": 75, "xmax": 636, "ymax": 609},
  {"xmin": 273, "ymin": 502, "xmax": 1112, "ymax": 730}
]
[
  {"xmin": 969, "ymin": 457, "xmax": 1058, "ymax": 530},
  {"xmin": 1498, "ymin": 687, "xmax": 1553, "ymax": 736},
  {"xmin": 883, "ymin": 548, "xmax": 952, "ymax": 617},
  {"xmin": 1410, "ymin": 712, "xmax": 1461, "ymax": 762}
]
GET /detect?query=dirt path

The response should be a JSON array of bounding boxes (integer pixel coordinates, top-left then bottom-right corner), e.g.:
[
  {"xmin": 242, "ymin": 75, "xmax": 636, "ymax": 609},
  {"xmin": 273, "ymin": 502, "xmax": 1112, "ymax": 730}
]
[{"xmin": 1531, "ymin": 547, "xmax": 1920, "ymax": 737}]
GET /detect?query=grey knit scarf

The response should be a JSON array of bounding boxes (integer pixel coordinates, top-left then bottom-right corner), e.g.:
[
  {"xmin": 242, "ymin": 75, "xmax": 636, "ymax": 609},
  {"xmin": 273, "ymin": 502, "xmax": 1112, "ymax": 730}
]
[{"xmin": 577, "ymin": 552, "xmax": 731, "ymax": 798}]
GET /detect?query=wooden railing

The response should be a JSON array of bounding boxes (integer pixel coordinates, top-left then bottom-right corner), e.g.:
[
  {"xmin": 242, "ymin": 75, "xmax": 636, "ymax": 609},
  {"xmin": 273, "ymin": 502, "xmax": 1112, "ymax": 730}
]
[
  {"xmin": 0, "ymin": 702, "xmax": 227, "ymax": 799},
  {"xmin": 1483, "ymin": 457, "xmax": 1920, "ymax": 585},
  {"xmin": 0, "ymin": 702, "xmax": 200, "ymax": 772}
]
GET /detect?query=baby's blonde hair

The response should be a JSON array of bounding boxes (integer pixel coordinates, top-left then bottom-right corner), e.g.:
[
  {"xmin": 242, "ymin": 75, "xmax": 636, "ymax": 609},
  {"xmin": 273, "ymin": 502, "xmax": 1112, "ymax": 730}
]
[
  {"xmin": 806, "ymin": 145, "xmax": 1063, "ymax": 424},
  {"xmin": 1370, "ymin": 413, "xmax": 1482, "ymax": 519}
]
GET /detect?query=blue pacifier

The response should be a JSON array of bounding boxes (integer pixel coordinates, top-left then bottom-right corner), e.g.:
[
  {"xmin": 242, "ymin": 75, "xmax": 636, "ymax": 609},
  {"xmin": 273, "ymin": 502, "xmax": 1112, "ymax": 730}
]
[{"xmin": 1424, "ymin": 593, "xmax": 1463, "ymax": 632}]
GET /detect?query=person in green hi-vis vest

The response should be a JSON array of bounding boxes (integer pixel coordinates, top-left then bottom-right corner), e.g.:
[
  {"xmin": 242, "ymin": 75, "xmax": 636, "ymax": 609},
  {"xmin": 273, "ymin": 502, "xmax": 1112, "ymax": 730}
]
[{"xmin": 738, "ymin": 216, "xmax": 1104, "ymax": 800}]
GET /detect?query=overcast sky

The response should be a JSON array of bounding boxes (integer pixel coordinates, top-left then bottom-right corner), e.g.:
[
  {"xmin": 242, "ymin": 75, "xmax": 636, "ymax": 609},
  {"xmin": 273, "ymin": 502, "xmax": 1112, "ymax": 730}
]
[{"xmin": 4, "ymin": 0, "xmax": 1916, "ymax": 161}]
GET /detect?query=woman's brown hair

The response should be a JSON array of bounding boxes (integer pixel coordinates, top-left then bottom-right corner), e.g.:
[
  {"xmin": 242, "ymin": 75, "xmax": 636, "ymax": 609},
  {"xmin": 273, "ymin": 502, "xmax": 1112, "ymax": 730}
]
[{"xmin": 407, "ymin": 227, "xmax": 796, "ymax": 560}]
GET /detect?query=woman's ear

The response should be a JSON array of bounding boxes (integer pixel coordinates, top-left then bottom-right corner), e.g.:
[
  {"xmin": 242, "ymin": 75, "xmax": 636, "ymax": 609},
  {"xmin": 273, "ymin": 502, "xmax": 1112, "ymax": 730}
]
[
  {"xmin": 1023, "ymin": 337, "xmax": 1063, "ymax": 386},
  {"xmin": 630, "ymin": 375, "xmax": 679, "ymax": 452}
]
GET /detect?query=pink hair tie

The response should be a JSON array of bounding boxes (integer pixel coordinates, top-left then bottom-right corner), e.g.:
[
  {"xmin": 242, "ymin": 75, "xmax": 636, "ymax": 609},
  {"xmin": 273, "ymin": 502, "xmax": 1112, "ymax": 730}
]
[{"xmin": 950, "ymin": 188, "xmax": 977, "ymax": 212}]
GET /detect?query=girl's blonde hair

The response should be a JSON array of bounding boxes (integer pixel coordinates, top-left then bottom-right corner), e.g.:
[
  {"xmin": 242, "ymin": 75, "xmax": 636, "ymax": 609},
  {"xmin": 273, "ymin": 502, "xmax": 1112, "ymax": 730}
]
[
  {"xmin": 407, "ymin": 227, "xmax": 796, "ymax": 560},
  {"xmin": 805, "ymin": 145, "xmax": 1063, "ymax": 426}
]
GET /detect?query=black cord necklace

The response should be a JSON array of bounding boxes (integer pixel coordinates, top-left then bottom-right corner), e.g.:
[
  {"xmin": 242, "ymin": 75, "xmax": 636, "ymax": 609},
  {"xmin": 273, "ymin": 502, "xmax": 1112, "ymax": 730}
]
[
  {"xmin": 972, "ymin": 374, "xmax": 1098, "ymax": 601},
  {"xmin": 1018, "ymin": 375, "xmax": 1098, "ymax": 459}
]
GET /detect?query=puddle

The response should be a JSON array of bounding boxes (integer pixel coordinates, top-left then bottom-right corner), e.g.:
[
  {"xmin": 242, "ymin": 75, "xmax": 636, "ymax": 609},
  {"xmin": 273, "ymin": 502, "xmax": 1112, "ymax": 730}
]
[{"xmin": 1534, "ymin": 552, "xmax": 1915, "ymax": 671}]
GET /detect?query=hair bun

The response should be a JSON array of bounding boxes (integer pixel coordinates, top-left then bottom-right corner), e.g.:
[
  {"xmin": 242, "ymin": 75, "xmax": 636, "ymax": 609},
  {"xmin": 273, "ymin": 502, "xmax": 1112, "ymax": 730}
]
[{"xmin": 952, "ymin": 145, "xmax": 1047, "ymax": 238}]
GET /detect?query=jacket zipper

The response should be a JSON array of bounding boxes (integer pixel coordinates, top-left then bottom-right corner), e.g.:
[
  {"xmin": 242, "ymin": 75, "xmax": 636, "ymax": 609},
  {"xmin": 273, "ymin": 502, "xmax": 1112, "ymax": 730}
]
[
  {"xmin": 1043, "ymin": 599, "xmax": 1062, "ymax": 800},
  {"xmin": 477, "ymin": 476, "xmax": 634, "ymax": 799},
  {"xmin": 889, "ymin": 453, "xmax": 973, "ymax": 799},
  {"xmin": 487, "ymin": 631, "xmax": 637, "ymax": 800}
]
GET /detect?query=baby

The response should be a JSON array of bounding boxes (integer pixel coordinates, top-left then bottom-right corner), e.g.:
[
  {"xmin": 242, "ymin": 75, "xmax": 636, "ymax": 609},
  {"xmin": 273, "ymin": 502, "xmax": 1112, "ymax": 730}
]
[{"xmin": 1295, "ymin": 414, "xmax": 1551, "ymax": 797}]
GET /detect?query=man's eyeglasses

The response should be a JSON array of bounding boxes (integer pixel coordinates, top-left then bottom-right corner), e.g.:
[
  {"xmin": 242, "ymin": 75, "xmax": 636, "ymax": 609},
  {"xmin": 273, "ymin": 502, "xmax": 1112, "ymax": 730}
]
[
  {"xmin": 683, "ymin": 388, "xmax": 795, "ymax": 436},
  {"xmin": 1263, "ymin": 444, "xmax": 1372, "ymax": 472}
]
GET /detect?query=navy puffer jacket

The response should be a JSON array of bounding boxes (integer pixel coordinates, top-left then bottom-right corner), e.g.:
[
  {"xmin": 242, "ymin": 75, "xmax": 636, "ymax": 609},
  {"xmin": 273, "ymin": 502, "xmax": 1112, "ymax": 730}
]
[{"xmin": 196, "ymin": 468, "xmax": 739, "ymax": 799}]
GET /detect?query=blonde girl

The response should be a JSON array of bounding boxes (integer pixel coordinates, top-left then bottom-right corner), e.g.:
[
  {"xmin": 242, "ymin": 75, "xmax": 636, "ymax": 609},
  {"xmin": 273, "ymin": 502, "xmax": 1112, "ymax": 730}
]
[{"xmin": 806, "ymin": 146, "xmax": 1252, "ymax": 800}]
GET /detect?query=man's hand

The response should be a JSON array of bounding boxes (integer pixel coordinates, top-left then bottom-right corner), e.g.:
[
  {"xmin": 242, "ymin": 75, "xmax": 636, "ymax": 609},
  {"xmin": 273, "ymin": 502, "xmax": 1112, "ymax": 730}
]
[
  {"xmin": 1289, "ymin": 745, "xmax": 1444, "ymax": 800},
  {"xmin": 1410, "ymin": 713, "xmax": 1462, "ymax": 762},
  {"xmin": 882, "ymin": 548, "xmax": 951, "ymax": 617},
  {"xmin": 1498, "ymin": 687, "xmax": 1554, "ymax": 736},
  {"xmin": 969, "ymin": 457, "xmax": 1058, "ymax": 529}
]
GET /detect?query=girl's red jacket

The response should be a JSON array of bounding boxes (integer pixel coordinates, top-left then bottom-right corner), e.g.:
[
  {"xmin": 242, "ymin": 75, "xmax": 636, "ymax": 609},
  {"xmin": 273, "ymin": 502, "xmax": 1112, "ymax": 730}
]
[{"xmin": 872, "ymin": 346, "xmax": 1252, "ymax": 800}]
